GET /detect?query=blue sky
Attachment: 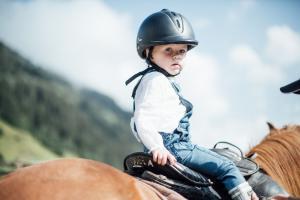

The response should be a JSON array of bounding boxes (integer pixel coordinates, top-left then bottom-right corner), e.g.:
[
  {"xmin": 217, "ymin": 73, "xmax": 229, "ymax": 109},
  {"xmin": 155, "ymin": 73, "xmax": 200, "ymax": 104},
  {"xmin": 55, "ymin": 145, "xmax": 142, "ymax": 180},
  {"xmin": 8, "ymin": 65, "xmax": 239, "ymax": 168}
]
[{"xmin": 0, "ymin": 0, "xmax": 299, "ymax": 152}]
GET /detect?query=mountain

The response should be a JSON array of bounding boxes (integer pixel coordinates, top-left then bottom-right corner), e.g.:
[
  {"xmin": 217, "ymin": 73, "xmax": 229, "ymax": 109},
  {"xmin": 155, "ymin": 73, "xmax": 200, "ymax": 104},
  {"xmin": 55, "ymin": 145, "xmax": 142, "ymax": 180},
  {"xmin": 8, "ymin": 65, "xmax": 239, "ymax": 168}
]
[{"xmin": 0, "ymin": 41, "xmax": 141, "ymax": 169}]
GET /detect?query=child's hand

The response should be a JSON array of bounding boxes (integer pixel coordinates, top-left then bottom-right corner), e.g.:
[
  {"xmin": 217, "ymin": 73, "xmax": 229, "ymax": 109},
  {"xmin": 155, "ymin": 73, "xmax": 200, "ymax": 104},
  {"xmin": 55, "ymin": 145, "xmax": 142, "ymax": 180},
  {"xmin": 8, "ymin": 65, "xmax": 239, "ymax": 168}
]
[{"xmin": 151, "ymin": 148, "xmax": 177, "ymax": 166}]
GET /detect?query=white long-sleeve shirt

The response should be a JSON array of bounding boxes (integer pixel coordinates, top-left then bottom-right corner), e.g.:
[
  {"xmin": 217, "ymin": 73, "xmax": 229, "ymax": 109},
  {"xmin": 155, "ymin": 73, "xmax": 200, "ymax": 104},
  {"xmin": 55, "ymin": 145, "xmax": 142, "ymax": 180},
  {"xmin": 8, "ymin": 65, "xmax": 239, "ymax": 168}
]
[{"xmin": 130, "ymin": 71, "xmax": 186, "ymax": 152}]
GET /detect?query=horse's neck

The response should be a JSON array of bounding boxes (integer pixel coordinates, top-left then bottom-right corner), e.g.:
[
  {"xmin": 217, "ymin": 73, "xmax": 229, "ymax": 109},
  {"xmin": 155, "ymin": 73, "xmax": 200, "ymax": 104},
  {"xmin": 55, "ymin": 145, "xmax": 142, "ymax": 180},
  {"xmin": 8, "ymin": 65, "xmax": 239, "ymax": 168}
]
[{"xmin": 248, "ymin": 128, "xmax": 300, "ymax": 196}]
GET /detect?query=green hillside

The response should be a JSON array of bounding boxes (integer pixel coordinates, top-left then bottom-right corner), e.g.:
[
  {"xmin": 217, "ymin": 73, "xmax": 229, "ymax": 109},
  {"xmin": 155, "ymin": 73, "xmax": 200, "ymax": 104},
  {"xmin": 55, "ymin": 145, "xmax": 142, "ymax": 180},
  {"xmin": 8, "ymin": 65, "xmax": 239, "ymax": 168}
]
[
  {"xmin": 0, "ymin": 120, "xmax": 59, "ymax": 174},
  {"xmin": 0, "ymin": 41, "xmax": 141, "ymax": 169},
  {"xmin": 0, "ymin": 120, "xmax": 58, "ymax": 162}
]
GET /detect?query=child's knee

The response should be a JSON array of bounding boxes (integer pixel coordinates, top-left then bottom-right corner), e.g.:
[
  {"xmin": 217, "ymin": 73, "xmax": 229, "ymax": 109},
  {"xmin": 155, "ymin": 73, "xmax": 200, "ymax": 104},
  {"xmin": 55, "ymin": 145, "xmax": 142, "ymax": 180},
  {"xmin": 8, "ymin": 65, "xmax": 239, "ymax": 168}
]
[{"xmin": 219, "ymin": 159, "xmax": 239, "ymax": 175}]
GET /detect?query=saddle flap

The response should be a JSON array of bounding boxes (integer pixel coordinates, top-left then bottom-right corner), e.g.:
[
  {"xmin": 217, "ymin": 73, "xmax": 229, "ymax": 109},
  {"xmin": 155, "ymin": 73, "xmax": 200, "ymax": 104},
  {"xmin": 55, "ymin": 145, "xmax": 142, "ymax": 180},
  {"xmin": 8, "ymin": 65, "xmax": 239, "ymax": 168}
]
[{"xmin": 124, "ymin": 152, "xmax": 212, "ymax": 187}]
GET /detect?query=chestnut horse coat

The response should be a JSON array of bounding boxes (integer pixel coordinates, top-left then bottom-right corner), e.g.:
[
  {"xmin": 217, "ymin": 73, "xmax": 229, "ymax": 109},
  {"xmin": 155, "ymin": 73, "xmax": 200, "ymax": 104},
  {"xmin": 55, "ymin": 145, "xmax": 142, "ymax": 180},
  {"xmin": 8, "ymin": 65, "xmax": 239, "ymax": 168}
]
[{"xmin": 0, "ymin": 158, "xmax": 164, "ymax": 200}]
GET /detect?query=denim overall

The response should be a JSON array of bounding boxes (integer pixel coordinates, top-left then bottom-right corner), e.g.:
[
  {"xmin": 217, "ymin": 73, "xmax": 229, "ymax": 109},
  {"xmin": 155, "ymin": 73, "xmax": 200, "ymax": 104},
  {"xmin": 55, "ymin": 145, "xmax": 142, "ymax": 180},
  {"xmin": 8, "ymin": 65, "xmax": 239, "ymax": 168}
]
[{"xmin": 154, "ymin": 81, "xmax": 247, "ymax": 191}]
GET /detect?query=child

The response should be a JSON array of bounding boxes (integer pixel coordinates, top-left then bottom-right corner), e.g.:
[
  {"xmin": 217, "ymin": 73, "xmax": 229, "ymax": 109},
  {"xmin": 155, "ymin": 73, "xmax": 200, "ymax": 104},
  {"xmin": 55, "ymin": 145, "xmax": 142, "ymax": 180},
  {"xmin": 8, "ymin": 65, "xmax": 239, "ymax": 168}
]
[{"xmin": 126, "ymin": 9, "xmax": 258, "ymax": 200}]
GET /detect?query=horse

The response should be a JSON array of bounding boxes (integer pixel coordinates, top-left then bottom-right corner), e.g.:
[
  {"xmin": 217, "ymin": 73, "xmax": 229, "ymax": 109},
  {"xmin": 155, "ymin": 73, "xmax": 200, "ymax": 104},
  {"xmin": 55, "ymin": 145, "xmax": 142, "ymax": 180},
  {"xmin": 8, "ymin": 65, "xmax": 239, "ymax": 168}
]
[
  {"xmin": 246, "ymin": 123, "xmax": 300, "ymax": 197},
  {"xmin": 0, "ymin": 158, "xmax": 173, "ymax": 200},
  {"xmin": 0, "ymin": 123, "xmax": 299, "ymax": 200}
]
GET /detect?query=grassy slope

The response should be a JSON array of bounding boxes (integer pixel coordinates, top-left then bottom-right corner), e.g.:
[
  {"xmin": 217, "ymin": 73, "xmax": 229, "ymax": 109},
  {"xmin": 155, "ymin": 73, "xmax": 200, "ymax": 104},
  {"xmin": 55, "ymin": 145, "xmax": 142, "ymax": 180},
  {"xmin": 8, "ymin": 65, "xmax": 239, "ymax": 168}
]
[{"xmin": 0, "ymin": 120, "xmax": 58, "ymax": 164}]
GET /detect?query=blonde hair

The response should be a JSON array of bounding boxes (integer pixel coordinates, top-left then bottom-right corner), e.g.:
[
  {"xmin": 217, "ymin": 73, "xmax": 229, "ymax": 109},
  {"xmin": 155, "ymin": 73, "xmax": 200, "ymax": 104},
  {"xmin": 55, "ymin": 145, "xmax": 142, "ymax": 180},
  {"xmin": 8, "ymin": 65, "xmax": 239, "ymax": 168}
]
[{"xmin": 247, "ymin": 124, "xmax": 300, "ymax": 196}]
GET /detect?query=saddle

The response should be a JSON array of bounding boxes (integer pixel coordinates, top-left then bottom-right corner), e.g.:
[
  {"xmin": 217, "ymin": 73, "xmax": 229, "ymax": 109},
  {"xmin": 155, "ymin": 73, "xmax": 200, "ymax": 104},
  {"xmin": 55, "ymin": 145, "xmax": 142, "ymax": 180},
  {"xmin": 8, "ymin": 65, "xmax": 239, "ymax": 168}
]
[
  {"xmin": 124, "ymin": 152, "xmax": 212, "ymax": 187},
  {"xmin": 124, "ymin": 152, "xmax": 220, "ymax": 200},
  {"xmin": 124, "ymin": 142, "xmax": 288, "ymax": 200},
  {"xmin": 211, "ymin": 141, "xmax": 259, "ymax": 177}
]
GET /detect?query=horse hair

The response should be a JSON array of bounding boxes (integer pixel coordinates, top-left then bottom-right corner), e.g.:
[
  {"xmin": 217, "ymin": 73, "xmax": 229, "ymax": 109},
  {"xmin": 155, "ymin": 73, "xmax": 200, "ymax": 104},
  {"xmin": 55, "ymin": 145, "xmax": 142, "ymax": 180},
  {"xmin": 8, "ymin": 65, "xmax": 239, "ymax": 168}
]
[{"xmin": 247, "ymin": 124, "xmax": 300, "ymax": 196}]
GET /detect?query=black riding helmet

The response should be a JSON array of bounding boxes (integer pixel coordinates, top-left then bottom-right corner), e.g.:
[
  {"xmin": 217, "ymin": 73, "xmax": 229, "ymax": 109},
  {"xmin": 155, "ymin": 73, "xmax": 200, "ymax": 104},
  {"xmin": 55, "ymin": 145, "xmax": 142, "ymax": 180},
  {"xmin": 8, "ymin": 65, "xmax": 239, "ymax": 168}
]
[{"xmin": 137, "ymin": 9, "xmax": 198, "ymax": 59}]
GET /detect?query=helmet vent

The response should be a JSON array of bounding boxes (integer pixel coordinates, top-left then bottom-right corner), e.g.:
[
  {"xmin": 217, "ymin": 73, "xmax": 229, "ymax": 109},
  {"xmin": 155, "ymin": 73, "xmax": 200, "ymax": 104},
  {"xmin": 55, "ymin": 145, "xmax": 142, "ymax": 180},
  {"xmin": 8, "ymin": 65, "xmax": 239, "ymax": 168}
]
[{"xmin": 176, "ymin": 20, "xmax": 181, "ymax": 28}]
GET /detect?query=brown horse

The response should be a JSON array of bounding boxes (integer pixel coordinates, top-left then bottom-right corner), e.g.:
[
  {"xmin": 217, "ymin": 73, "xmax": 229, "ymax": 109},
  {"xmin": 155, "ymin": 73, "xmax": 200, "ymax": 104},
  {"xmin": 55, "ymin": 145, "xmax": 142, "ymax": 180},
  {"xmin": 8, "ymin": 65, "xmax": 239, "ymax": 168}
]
[
  {"xmin": 246, "ymin": 123, "xmax": 300, "ymax": 197},
  {"xmin": 0, "ymin": 158, "xmax": 179, "ymax": 200},
  {"xmin": 0, "ymin": 123, "xmax": 299, "ymax": 200}
]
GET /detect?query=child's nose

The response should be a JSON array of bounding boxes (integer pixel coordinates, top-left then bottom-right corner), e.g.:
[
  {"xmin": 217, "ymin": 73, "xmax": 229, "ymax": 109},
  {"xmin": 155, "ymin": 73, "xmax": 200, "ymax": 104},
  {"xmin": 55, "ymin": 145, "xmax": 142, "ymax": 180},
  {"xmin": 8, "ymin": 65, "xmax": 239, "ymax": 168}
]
[{"xmin": 172, "ymin": 54, "xmax": 184, "ymax": 60}]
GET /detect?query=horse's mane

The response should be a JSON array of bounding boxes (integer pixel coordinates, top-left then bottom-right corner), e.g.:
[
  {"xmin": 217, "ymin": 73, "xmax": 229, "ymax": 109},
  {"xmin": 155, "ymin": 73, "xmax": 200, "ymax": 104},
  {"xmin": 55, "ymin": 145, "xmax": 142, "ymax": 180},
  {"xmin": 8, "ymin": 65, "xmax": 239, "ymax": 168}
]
[{"xmin": 247, "ymin": 123, "xmax": 300, "ymax": 196}]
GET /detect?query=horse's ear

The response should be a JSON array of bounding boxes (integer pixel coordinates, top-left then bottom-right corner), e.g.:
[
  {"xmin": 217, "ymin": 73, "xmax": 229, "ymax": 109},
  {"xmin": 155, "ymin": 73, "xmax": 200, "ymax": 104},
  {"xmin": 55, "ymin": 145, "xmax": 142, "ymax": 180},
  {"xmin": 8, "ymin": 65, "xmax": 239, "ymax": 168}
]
[{"xmin": 267, "ymin": 122, "xmax": 276, "ymax": 131}]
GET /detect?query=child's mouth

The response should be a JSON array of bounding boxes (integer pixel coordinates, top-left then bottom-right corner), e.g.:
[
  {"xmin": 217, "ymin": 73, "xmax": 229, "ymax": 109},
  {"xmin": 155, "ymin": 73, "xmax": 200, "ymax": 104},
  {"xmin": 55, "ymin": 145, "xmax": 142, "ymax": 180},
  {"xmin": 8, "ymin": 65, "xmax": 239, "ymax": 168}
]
[{"xmin": 171, "ymin": 64, "xmax": 181, "ymax": 70}]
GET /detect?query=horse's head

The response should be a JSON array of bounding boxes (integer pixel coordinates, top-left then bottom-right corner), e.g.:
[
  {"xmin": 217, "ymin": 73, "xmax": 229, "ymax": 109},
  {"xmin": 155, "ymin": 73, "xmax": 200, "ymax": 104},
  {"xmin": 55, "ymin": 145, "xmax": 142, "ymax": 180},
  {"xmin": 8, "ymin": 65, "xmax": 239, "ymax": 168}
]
[{"xmin": 247, "ymin": 122, "xmax": 300, "ymax": 196}]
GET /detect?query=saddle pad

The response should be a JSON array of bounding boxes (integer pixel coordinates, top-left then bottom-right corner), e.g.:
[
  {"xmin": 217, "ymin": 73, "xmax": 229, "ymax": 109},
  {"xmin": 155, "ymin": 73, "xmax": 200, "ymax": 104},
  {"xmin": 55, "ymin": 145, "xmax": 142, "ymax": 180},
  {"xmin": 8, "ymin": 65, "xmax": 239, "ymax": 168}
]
[{"xmin": 124, "ymin": 152, "xmax": 212, "ymax": 187}]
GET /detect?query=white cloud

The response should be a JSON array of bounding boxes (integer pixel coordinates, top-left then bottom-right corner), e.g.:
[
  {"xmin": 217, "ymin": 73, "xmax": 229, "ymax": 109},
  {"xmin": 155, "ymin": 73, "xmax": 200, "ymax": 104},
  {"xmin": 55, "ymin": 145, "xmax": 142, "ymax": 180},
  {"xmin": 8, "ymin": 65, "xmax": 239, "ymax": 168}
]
[
  {"xmin": 179, "ymin": 52, "xmax": 228, "ymax": 118},
  {"xmin": 224, "ymin": 26, "xmax": 300, "ymax": 151},
  {"xmin": 0, "ymin": 0, "xmax": 139, "ymax": 109},
  {"xmin": 229, "ymin": 44, "xmax": 282, "ymax": 84},
  {"xmin": 190, "ymin": 116, "xmax": 269, "ymax": 152},
  {"xmin": 227, "ymin": 0, "xmax": 256, "ymax": 23},
  {"xmin": 177, "ymin": 52, "xmax": 237, "ymax": 150},
  {"xmin": 229, "ymin": 26, "xmax": 300, "ymax": 85},
  {"xmin": 266, "ymin": 25, "xmax": 300, "ymax": 65}
]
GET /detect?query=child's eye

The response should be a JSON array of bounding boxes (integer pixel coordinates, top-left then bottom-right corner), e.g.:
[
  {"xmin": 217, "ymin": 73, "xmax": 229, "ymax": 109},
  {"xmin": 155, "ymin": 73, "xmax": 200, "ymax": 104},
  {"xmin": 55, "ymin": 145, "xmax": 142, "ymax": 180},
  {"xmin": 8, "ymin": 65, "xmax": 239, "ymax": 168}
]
[
  {"xmin": 179, "ymin": 49, "xmax": 186, "ymax": 55},
  {"xmin": 165, "ymin": 47, "xmax": 172, "ymax": 53},
  {"xmin": 164, "ymin": 47, "xmax": 173, "ymax": 56}
]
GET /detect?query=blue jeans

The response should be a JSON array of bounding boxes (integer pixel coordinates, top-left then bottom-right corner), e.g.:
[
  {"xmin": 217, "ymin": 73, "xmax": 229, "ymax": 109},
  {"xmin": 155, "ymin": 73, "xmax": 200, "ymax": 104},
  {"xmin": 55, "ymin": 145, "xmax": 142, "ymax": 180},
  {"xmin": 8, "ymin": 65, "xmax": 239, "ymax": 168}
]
[{"xmin": 158, "ymin": 132, "xmax": 246, "ymax": 191}]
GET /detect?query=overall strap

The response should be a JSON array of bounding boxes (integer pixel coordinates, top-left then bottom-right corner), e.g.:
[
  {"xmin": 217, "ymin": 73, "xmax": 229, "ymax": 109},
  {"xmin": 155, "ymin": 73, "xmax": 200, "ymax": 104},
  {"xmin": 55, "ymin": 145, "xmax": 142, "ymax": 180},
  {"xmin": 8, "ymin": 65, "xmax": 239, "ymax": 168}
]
[
  {"xmin": 170, "ymin": 82, "xmax": 193, "ymax": 110},
  {"xmin": 126, "ymin": 67, "xmax": 156, "ymax": 99},
  {"xmin": 125, "ymin": 67, "xmax": 155, "ymax": 86},
  {"xmin": 125, "ymin": 63, "xmax": 173, "ymax": 99}
]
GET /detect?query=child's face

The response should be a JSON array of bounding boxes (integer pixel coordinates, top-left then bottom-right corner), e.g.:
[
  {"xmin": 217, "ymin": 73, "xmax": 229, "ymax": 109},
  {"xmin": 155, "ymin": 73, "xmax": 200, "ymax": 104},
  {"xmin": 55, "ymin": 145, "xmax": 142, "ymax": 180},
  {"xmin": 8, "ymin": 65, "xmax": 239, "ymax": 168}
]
[{"xmin": 151, "ymin": 44, "xmax": 188, "ymax": 75}]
